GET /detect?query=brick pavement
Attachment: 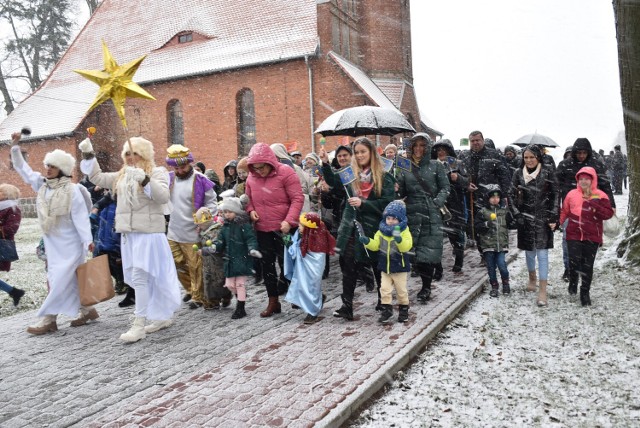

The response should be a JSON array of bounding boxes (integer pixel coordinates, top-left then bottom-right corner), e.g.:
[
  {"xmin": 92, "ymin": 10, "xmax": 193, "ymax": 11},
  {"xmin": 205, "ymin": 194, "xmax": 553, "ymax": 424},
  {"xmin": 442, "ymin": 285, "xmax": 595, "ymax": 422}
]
[{"xmin": 0, "ymin": 240, "xmax": 518, "ymax": 428}]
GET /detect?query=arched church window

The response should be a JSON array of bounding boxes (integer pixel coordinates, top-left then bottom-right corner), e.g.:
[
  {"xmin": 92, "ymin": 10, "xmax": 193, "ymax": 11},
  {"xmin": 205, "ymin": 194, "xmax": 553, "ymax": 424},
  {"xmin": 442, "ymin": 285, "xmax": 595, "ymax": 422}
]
[
  {"xmin": 237, "ymin": 89, "xmax": 256, "ymax": 157},
  {"xmin": 167, "ymin": 99, "xmax": 184, "ymax": 146}
]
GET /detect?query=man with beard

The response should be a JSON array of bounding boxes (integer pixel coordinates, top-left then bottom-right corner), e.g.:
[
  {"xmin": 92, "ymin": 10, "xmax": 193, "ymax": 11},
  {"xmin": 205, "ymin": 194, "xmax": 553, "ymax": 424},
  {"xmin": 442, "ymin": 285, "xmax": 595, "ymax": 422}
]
[{"xmin": 166, "ymin": 144, "xmax": 219, "ymax": 309}]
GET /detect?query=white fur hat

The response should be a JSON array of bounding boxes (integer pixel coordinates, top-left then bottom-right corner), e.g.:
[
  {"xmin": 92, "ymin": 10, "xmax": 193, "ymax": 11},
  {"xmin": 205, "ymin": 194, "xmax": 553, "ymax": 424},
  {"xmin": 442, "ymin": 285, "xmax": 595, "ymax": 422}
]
[
  {"xmin": 220, "ymin": 194, "xmax": 249, "ymax": 215},
  {"xmin": 43, "ymin": 149, "xmax": 76, "ymax": 176},
  {"xmin": 121, "ymin": 137, "xmax": 155, "ymax": 162}
]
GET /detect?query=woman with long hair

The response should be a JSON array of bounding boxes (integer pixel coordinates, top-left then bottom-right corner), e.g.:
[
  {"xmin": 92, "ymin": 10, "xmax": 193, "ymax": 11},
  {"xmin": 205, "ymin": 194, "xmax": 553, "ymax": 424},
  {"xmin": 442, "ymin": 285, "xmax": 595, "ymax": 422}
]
[{"xmin": 319, "ymin": 137, "xmax": 395, "ymax": 320}]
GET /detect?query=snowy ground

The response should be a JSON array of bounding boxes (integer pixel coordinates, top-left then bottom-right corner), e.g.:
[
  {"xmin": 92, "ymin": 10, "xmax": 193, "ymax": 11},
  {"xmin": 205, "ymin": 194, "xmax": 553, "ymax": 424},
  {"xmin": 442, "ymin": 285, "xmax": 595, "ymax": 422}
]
[{"xmin": 350, "ymin": 190, "xmax": 639, "ymax": 427}]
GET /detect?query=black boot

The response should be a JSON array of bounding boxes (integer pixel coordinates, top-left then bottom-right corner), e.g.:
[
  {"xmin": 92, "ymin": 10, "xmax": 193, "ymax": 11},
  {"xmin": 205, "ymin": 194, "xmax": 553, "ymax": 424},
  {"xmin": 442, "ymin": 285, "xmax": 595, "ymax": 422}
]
[
  {"xmin": 562, "ymin": 269, "xmax": 569, "ymax": 282},
  {"xmin": 118, "ymin": 287, "xmax": 136, "ymax": 308},
  {"xmin": 489, "ymin": 280, "xmax": 499, "ymax": 298},
  {"xmin": 333, "ymin": 296, "xmax": 353, "ymax": 321},
  {"xmin": 580, "ymin": 287, "xmax": 591, "ymax": 306},
  {"xmin": 378, "ymin": 304, "xmax": 393, "ymax": 324},
  {"xmin": 231, "ymin": 301, "xmax": 247, "ymax": 319},
  {"xmin": 502, "ymin": 278, "xmax": 511, "ymax": 295},
  {"xmin": 9, "ymin": 287, "xmax": 25, "ymax": 307},
  {"xmin": 568, "ymin": 280, "xmax": 578, "ymax": 295},
  {"xmin": 417, "ymin": 285, "xmax": 431, "ymax": 304},
  {"xmin": 417, "ymin": 263, "xmax": 433, "ymax": 304},
  {"xmin": 397, "ymin": 305, "xmax": 409, "ymax": 323},
  {"xmin": 433, "ymin": 264, "xmax": 443, "ymax": 281},
  {"xmin": 452, "ymin": 249, "xmax": 464, "ymax": 273}
]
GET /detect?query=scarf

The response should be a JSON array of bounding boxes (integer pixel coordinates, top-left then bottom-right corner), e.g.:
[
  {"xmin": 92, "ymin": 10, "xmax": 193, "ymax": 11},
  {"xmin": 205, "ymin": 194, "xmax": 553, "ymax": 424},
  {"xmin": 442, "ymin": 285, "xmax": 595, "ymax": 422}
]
[
  {"xmin": 523, "ymin": 163, "xmax": 541, "ymax": 184},
  {"xmin": 37, "ymin": 176, "xmax": 73, "ymax": 233},
  {"xmin": 357, "ymin": 168, "xmax": 373, "ymax": 199},
  {"xmin": 300, "ymin": 222, "xmax": 336, "ymax": 258}
]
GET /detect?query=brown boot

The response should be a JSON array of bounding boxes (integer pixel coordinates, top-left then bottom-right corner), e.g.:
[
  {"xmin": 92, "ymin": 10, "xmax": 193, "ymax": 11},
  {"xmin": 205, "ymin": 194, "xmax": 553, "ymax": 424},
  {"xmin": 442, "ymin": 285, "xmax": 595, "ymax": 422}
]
[
  {"xmin": 70, "ymin": 307, "xmax": 99, "ymax": 327},
  {"xmin": 260, "ymin": 296, "xmax": 282, "ymax": 318},
  {"xmin": 537, "ymin": 280, "xmax": 548, "ymax": 307},
  {"xmin": 27, "ymin": 315, "xmax": 58, "ymax": 335},
  {"xmin": 526, "ymin": 271, "xmax": 537, "ymax": 292}
]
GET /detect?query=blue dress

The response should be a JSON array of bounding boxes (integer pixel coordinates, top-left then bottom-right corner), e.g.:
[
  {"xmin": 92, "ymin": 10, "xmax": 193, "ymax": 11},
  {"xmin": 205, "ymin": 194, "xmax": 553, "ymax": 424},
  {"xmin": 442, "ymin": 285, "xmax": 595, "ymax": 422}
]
[{"xmin": 284, "ymin": 230, "xmax": 325, "ymax": 317}]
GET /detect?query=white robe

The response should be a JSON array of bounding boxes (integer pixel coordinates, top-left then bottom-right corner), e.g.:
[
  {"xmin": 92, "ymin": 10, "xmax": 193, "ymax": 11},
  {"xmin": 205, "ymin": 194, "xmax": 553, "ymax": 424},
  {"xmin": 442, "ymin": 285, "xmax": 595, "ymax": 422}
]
[{"xmin": 12, "ymin": 150, "xmax": 92, "ymax": 317}]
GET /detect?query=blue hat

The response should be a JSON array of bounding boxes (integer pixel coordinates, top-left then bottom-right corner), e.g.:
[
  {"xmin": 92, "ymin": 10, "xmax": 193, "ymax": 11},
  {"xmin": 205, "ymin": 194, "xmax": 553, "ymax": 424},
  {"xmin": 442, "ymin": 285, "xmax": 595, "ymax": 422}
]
[{"xmin": 383, "ymin": 200, "xmax": 407, "ymax": 224}]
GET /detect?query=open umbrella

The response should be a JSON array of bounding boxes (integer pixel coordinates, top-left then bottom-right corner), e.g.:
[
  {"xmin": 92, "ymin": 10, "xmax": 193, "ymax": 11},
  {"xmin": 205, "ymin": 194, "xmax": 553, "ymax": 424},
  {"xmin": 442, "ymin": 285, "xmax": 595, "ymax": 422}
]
[
  {"xmin": 512, "ymin": 133, "xmax": 559, "ymax": 148},
  {"xmin": 315, "ymin": 106, "xmax": 416, "ymax": 137}
]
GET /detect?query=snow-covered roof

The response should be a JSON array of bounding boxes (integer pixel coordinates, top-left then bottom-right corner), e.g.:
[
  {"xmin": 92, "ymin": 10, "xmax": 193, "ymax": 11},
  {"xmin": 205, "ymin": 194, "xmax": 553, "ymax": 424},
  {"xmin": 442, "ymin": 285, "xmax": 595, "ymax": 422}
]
[
  {"xmin": 328, "ymin": 52, "xmax": 398, "ymax": 111},
  {"xmin": 372, "ymin": 79, "xmax": 405, "ymax": 109},
  {"xmin": 0, "ymin": 0, "xmax": 319, "ymax": 142}
]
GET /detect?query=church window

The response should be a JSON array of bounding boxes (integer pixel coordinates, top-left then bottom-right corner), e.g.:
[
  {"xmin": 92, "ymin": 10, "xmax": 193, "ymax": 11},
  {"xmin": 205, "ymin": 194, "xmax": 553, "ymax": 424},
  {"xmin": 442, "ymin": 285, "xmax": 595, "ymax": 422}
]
[
  {"xmin": 237, "ymin": 89, "xmax": 256, "ymax": 157},
  {"xmin": 167, "ymin": 99, "xmax": 185, "ymax": 146}
]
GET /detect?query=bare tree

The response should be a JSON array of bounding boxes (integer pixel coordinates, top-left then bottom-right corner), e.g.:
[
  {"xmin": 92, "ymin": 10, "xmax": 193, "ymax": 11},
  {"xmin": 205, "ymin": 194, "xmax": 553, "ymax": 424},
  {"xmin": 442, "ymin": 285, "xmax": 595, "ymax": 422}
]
[
  {"xmin": 0, "ymin": 0, "xmax": 73, "ymax": 91},
  {"xmin": 613, "ymin": 0, "xmax": 640, "ymax": 263},
  {"xmin": 0, "ymin": 65, "xmax": 15, "ymax": 114},
  {"xmin": 85, "ymin": 0, "xmax": 99, "ymax": 14}
]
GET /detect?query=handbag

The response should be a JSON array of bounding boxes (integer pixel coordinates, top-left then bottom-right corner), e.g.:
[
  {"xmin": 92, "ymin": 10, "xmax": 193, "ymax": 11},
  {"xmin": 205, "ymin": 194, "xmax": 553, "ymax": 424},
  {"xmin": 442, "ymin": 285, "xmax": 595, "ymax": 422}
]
[
  {"xmin": 603, "ymin": 215, "xmax": 621, "ymax": 238},
  {"xmin": 76, "ymin": 254, "xmax": 115, "ymax": 306},
  {"xmin": 0, "ymin": 230, "xmax": 19, "ymax": 262}
]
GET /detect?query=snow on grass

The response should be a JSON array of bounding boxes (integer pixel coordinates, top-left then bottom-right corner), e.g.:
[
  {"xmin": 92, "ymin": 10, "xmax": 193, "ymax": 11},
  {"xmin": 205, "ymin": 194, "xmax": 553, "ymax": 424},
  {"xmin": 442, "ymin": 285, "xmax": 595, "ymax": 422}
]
[{"xmin": 350, "ymin": 191, "xmax": 639, "ymax": 427}]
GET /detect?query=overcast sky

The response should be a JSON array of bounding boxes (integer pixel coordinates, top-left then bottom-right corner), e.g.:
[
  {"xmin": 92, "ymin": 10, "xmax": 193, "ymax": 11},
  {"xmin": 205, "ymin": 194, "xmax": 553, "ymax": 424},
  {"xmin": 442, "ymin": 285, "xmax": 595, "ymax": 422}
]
[{"xmin": 409, "ymin": 0, "xmax": 624, "ymax": 153}]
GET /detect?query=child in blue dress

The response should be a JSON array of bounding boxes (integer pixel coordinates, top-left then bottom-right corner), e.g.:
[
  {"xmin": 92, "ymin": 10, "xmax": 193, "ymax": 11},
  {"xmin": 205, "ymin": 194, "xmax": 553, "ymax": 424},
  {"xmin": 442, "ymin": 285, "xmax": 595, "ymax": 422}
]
[{"xmin": 284, "ymin": 212, "xmax": 336, "ymax": 324}]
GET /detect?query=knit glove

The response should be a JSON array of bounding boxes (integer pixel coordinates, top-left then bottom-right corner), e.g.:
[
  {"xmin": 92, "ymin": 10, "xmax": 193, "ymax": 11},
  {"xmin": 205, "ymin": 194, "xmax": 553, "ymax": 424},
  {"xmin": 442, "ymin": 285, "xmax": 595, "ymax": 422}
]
[
  {"xmin": 78, "ymin": 138, "xmax": 94, "ymax": 153},
  {"xmin": 126, "ymin": 166, "xmax": 147, "ymax": 183},
  {"xmin": 358, "ymin": 236, "xmax": 370, "ymax": 245},
  {"xmin": 392, "ymin": 226, "xmax": 402, "ymax": 243},
  {"xmin": 249, "ymin": 249, "xmax": 263, "ymax": 258}
]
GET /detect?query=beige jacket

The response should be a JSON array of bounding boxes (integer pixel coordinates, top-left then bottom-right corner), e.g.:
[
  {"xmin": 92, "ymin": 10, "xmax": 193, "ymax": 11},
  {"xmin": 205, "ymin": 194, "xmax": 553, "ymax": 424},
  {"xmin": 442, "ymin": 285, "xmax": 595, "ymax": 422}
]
[{"xmin": 85, "ymin": 161, "xmax": 170, "ymax": 234}]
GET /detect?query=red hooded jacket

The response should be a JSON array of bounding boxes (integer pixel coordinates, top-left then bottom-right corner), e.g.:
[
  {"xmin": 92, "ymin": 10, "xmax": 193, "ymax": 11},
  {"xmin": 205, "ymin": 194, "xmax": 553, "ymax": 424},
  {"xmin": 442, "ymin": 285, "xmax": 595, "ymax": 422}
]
[
  {"xmin": 559, "ymin": 166, "xmax": 614, "ymax": 244},
  {"xmin": 245, "ymin": 143, "xmax": 304, "ymax": 232}
]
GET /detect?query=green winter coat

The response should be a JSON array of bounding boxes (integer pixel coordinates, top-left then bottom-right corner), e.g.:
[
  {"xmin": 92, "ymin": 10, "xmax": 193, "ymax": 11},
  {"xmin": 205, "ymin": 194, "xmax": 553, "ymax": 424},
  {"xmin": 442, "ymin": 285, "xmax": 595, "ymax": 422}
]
[
  {"xmin": 322, "ymin": 163, "xmax": 396, "ymax": 263},
  {"xmin": 213, "ymin": 213, "xmax": 259, "ymax": 278},
  {"xmin": 396, "ymin": 158, "xmax": 450, "ymax": 264},
  {"xmin": 476, "ymin": 206, "xmax": 510, "ymax": 253}
]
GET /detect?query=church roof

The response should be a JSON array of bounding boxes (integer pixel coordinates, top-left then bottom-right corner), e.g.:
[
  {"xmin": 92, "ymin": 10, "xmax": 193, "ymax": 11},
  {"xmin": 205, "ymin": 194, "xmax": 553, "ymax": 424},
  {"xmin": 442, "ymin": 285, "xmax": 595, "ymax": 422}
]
[
  {"xmin": 372, "ymin": 79, "xmax": 406, "ymax": 109},
  {"xmin": 0, "ymin": 0, "xmax": 319, "ymax": 142},
  {"xmin": 328, "ymin": 52, "xmax": 398, "ymax": 111}
]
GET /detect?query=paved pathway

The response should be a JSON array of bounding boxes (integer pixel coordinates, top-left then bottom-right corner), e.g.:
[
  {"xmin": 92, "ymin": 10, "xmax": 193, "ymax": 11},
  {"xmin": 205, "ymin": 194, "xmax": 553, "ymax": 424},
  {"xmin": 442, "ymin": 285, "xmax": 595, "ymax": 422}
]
[{"xmin": 0, "ymin": 239, "xmax": 518, "ymax": 428}]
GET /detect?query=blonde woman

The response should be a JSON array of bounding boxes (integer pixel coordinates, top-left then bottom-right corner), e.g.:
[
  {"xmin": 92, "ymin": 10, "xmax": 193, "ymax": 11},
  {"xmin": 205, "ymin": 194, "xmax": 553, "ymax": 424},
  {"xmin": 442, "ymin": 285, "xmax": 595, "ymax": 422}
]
[{"xmin": 79, "ymin": 137, "xmax": 181, "ymax": 342}]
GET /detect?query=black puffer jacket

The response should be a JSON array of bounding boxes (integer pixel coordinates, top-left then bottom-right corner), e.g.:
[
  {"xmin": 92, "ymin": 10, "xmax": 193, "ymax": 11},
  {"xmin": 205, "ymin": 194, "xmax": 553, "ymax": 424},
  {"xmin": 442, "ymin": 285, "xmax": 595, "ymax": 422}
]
[
  {"xmin": 556, "ymin": 138, "xmax": 615, "ymax": 208},
  {"xmin": 459, "ymin": 145, "xmax": 511, "ymax": 208},
  {"xmin": 509, "ymin": 161, "xmax": 559, "ymax": 251}
]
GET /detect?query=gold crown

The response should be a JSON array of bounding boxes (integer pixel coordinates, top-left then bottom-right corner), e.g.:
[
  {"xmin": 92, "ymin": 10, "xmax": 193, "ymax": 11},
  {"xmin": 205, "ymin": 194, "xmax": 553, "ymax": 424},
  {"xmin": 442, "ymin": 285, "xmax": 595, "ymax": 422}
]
[
  {"xmin": 167, "ymin": 144, "xmax": 191, "ymax": 159},
  {"xmin": 299, "ymin": 213, "xmax": 318, "ymax": 229},
  {"xmin": 193, "ymin": 209, "xmax": 213, "ymax": 224}
]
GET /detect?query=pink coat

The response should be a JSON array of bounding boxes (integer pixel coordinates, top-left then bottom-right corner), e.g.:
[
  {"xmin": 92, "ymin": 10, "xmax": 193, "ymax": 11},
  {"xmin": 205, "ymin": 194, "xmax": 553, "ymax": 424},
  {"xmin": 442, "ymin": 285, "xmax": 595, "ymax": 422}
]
[
  {"xmin": 245, "ymin": 143, "xmax": 304, "ymax": 232},
  {"xmin": 560, "ymin": 166, "xmax": 614, "ymax": 244}
]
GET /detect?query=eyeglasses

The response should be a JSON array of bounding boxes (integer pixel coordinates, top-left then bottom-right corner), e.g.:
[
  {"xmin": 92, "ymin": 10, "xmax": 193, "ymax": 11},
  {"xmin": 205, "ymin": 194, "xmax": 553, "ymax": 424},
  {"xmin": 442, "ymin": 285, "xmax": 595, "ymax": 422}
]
[{"xmin": 253, "ymin": 164, "xmax": 269, "ymax": 171}]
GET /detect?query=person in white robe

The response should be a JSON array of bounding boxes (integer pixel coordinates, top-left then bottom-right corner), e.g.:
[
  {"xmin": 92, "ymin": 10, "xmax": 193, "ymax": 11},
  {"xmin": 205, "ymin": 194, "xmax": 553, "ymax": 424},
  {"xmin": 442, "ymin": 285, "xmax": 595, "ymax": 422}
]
[
  {"xmin": 79, "ymin": 136, "xmax": 181, "ymax": 343},
  {"xmin": 10, "ymin": 132, "xmax": 94, "ymax": 335}
]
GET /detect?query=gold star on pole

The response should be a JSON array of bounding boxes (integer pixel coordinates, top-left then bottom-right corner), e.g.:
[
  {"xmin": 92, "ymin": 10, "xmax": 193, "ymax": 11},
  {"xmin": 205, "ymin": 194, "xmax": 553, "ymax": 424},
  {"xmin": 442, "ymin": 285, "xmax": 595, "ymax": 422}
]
[{"xmin": 74, "ymin": 41, "xmax": 155, "ymax": 129}]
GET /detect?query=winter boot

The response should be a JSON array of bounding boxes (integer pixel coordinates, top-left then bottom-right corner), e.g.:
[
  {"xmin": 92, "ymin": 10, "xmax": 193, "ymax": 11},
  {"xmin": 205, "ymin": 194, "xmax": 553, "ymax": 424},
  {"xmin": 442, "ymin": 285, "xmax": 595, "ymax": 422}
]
[
  {"xmin": 232, "ymin": 301, "xmax": 247, "ymax": 319},
  {"xmin": 452, "ymin": 249, "xmax": 464, "ymax": 273},
  {"xmin": 502, "ymin": 278, "xmax": 511, "ymax": 295},
  {"xmin": 397, "ymin": 305, "xmax": 409, "ymax": 323},
  {"xmin": 26, "ymin": 315, "xmax": 58, "ymax": 335},
  {"xmin": 489, "ymin": 281, "xmax": 500, "ymax": 298},
  {"xmin": 260, "ymin": 296, "xmax": 281, "ymax": 318},
  {"xmin": 378, "ymin": 304, "xmax": 393, "ymax": 324},
  {"xmin": 433, "ymin": 264, "xmax": 443, "ymax": 281},
  {"xmin": 562, "ymin": 269, "xmax": 569, "ymax": 283},
  {"xmin": 9, "ymin": 287, "xmax": 25, "ymax": 307},
  {"xmin": 114, "ymin": 280, "xmax": 129, "ymax": 295},
  {"xmin": 580, "ymin": 287, "xmax": 591, "ymax": 307},
  {"xmin": 417, "ymin": 285, "xmax": 431, "ymax": 304},
  {"xmin": 70, "ymin": 307, "xmax": 99, "ymax": 327},
  {"xmin": 526, "ymin": 271, "xmax": 537, "ymax": 292},
  {"xmin": 537, "ymin": 280, "xmax": 548, "ymax": 307},
  {"xmin": 144, "ymin": 319, "xmax": 172, "ymax": 333},
  {"xmin": 333, "ymin": 296, "xmax": 354, "ymax": 321},
  {"xmin": 118, "ymin": 287, "xmax": 136, "ymax": 307},
  {"xmin": 120, "ymin": 317, "xmax": 146, "ymax": 342}
]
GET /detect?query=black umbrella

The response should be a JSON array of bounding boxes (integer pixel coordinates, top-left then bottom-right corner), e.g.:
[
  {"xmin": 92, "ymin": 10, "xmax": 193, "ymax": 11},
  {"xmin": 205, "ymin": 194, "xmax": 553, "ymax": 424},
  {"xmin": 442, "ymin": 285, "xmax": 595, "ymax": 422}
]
[
  {"xmin": 512, "ymin": 134, "xmax": 559, "ymax": 148},
  {"xmin": 315, "ymin": 106, "xmax": 416, "ymax": 137}
]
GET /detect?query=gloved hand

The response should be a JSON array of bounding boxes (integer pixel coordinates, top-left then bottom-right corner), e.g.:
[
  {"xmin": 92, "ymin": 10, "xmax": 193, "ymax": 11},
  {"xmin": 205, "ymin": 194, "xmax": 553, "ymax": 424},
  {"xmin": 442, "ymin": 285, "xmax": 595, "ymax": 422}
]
[
  {"xmin": 358, "ymin": 236, "xmax": 370, "ymax": 245},
  {"xmin": 392, "ymin": 226, "xmax": 402, "ymax": 243},
  {"xmin": 126, "ymin": 166, "xmax": 147, "ymax": 183},
  {"xmin": 249, "ymin": 249, "xmax": 263, "ymax": 258},
  {"xmin": 78, "ymin": 138, "xmax": 94, "ymax": 153}
]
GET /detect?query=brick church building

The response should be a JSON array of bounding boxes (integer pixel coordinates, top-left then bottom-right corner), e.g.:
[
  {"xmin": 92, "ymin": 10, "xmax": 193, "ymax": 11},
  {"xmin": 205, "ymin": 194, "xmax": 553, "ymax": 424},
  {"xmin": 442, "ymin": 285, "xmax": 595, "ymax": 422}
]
[{"xmin": 0, "ymin": 0, "xmax": 438, "ymax": 197}]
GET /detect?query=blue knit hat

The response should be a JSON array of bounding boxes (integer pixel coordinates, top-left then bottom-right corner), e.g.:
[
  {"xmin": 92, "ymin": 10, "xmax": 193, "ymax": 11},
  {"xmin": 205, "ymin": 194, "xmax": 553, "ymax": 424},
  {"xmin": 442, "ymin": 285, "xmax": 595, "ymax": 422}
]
[{"xmin": 383, "ymin": 200, "xmax": 407, "ymax": 223}]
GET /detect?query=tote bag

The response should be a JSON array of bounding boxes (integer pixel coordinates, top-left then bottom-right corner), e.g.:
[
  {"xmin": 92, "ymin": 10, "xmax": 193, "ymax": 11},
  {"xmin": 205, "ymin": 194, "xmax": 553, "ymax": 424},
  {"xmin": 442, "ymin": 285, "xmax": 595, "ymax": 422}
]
[{"xmin": 76, "ymin": 254, "xmax": 115, "ymax": 306}]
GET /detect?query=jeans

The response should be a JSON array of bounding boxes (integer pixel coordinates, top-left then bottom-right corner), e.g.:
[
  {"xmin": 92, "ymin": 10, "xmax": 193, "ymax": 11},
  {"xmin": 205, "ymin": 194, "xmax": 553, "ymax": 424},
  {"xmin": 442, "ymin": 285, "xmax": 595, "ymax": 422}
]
[
  {"xmin": 525, "ymin": 249, "xmax": 549, "ymax": 281},
  {"xmin": 0, "ymin": 278, "xmax": 14, "ymax": 294},
  {"xmin": 484, "ymin": 251, "xmax": 509, "ymax": 283}
]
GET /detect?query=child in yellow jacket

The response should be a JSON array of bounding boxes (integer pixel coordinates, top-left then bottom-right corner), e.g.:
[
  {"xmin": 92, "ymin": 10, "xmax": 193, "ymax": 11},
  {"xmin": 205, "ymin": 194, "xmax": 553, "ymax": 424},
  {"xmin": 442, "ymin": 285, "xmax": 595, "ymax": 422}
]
[{"xmin": 359, "ymin": 200, "xmax": 413, "ymax": 323}]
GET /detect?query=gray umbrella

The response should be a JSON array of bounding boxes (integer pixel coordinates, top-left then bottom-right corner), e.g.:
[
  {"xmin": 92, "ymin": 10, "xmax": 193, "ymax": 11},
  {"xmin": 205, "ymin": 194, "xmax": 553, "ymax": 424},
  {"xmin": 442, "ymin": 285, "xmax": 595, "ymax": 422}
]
[
  {"xmin": 315, "ymin": 106, "xmax": 416, "ymax": 137},
  {"xmin": 512, "ymin": 133, "xmax": 559, "ymax": 148}
]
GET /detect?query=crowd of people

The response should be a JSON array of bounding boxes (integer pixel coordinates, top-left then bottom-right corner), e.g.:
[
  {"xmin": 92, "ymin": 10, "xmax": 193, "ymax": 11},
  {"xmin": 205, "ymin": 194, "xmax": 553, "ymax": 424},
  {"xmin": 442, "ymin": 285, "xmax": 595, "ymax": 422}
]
[{"xmin": 4, "ymin": 128, "xmax": 621, "ymax": 340}]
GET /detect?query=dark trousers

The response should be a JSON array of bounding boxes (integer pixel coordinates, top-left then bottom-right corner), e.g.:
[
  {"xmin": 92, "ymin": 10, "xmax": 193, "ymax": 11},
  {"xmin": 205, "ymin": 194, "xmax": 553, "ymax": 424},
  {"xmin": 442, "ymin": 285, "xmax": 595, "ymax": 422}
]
[
  {"xmin": 415, "ymin": 262, "xmax": 435, "ymax": 290},
  {"xmin": 567, "ymin": 240, "xmax": 599, "ymax": 292},
  {"xmin": 256, "ymin": 231, "xmax": 287, "ymax": 297},
  {"xmin": 339, "ymin": 237, "xmax": 380, "ymax": 306}
]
